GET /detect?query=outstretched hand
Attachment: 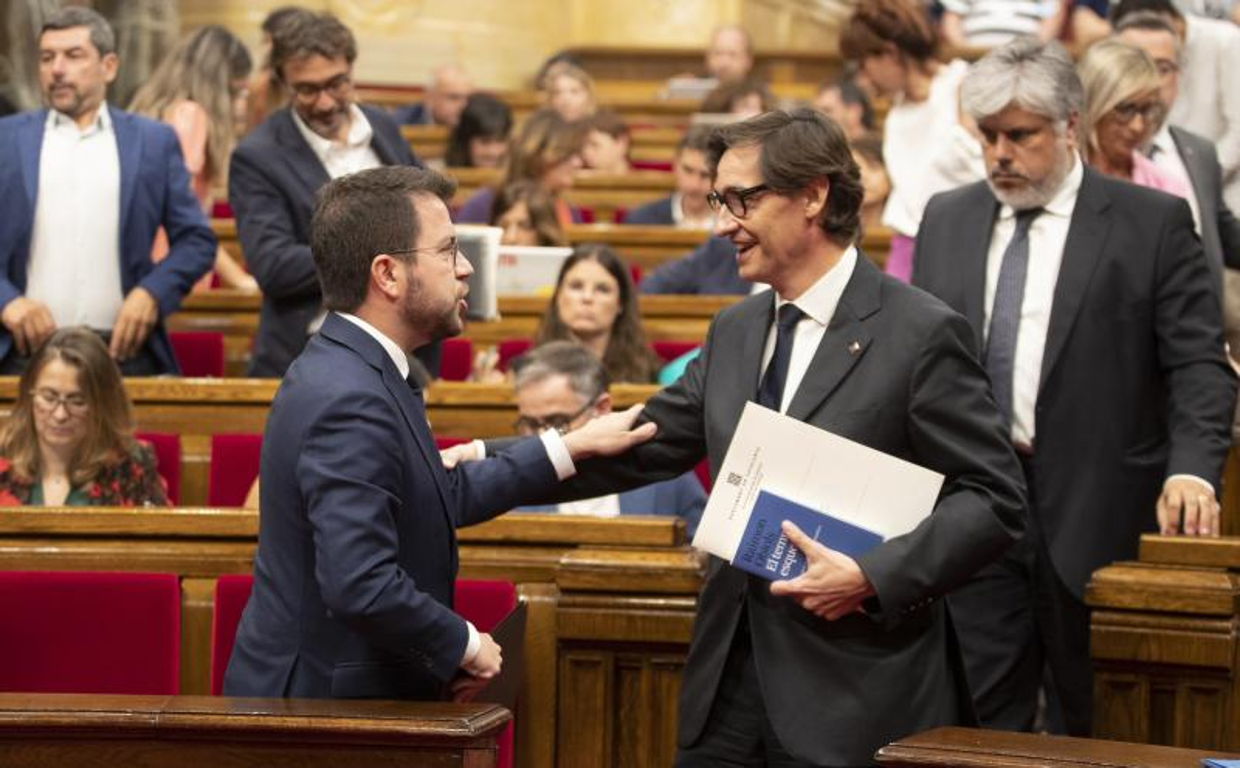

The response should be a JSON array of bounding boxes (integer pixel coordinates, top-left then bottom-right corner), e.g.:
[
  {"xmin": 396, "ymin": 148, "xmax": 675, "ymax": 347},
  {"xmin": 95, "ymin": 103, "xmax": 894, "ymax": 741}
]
[
  {"xmin": 561, "ymin": 404, "xmax": 657, "ymax": 461},
  {"xmin": 769, "ymin": 521, "xmax": 875, "ymax": 621}
]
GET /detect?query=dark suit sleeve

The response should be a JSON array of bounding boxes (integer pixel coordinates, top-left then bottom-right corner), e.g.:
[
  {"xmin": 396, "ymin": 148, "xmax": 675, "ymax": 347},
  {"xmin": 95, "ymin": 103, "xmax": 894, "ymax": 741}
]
[
  {"xmin": 138, "ymin": 125, "xmax": 215, "ymax": 317},
  {"xmin": 1217, "ymin": 198, "xmax": 1240, "ymax": 271},
  {"xmin": 298, "ymin": 388, "xmax": 469, "ymax": 683},
  {"xmin": 640, "ymin": 239, "xmax": 714, "ymax": 294},
  {"xmin": 228, "ymin": 145, "xmax": 321, "ymax": 301},
  {"xmin": 856, "ymin": 310, "xmax": 1026, "ymax": 626},
  {"xmin": 1153, "ymin": 201, "xmax": 1238, "ymax": 484},
  {"xmin": 449, "ymin": 435, "xmax": 561, "ymax": 527}
]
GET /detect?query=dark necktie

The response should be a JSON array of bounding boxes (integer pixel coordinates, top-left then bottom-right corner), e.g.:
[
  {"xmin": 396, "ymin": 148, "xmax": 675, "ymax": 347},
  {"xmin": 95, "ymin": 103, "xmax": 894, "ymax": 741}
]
[
  {"xmin": 985, "ymin": 208, "xmax": 1041, "ymax": 425},
  {"xmin": 757, "ymin": 303, "xmax": 805, "ymax": 411}
]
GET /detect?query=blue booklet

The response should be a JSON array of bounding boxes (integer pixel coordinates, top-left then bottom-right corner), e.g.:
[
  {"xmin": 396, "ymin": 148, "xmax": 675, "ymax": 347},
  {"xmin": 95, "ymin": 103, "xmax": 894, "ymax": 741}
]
[
  {"xmin": 731, "ymin": 490, "xmax": 884, "ymax": 581},
  {"xmin": 1201, "ymin": 760, "xmax": 1240, "ymax": 767}
]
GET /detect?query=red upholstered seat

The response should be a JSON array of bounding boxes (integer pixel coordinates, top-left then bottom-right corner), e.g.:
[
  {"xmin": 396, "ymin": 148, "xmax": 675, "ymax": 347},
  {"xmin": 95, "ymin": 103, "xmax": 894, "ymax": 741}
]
[
  {"xmin": 695, "ymin": 459, "xmax": 712, "ymax": 491},
  {"xmin": 497, "ymin": 339, "xmax": 533, "ymax": 372},
  {"xmin": 435, "ymin": 436, "xmax": 470, "ymax": 449},
  {"xmin": 170, "ymin": 331, "xmax": 225, "ymax": 377},
  {"xmin": 440, "ymin": 338, "xmax": 473, "ymax": 381},
  {"xmin": 651, "ymin": 340, "xmax": 700, "ymax": 364},
  {"xmin": 630, "ymin": 159, "xmax": 674, "ymax": 173},
  {"xmin": 455, "ymin": 580, "xmax": 518, "ymax": 768},
  {"xmin": 0, "ymin": 571, "xmax": 180, "ymax": 694},
  {"xmin": 136, "ymin": 431, "xmax": 180, "ymax": 505},
  {"xmin": 210, "ymin": 573, "xmax": 253, "ymax": 696},
  {"xmin": 208, "ymin": 433, "xmax": 263, "ymax": 508}
]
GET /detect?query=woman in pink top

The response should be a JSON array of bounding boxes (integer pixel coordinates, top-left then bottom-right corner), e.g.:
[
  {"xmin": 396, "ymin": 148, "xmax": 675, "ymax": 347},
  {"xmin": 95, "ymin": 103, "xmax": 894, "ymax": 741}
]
[
  {"xmin": 1079, "ymin": 39, "xmax": 1190, "ymax": 198},
  {"xmin": 129, "ymin": 26, "xmax": 256, "ymax": 291}
]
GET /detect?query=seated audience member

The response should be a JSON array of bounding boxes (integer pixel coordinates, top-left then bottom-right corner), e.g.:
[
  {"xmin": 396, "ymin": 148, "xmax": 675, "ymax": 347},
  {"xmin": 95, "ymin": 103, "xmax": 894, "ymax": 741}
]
[
  {"xmin": 490, "ymin": 342, "xmax": 705, "ymax": 531},
  {"xmin": 129, "ymin": 25, "xmax": 258, "ymax": 291},
  {"xmin": 0, "ymin": 7, "xmax": 215, "ymax": 376},
  {"xmin": 542, "ymin": 61, "xmax": 596, "ymax": 122},
  {"xmin": 536, "ymin": 245, "xmax": 661, "ymax": 383},
  {"xmin": 813, "ymin": 74, "xmax": 875, "ymax": 141},
  {"xmin": 700, "ymin": 77, "xmax": 775, "ymax": 119},
  {"xmin": 229, "ymin": 11, "xmax": 436, "ymax": 379},
  {"xmin": 455, "ymin": 108, "xmax": 586, "ymax": 226},
  {"xmin": 1111, "ymin": 0, "xmax": 1240, "ymax": 212},
  {"xmin": 443, "ymin": 92, "xmax": 512, "ymax": 168},
  {"xmin": 940, "ymin": 0, "xmax": 1066, "ymax": 48},
  {"xmin": 245, "ymin": 6, "xmax": 311, "ymax": 132},
  {"xmin": 1117, "ymin": 12, "xmax": 1240, "ymax": 295},
  {"xmin": 840, "ymin": 0, "xmax": 983, "ymax": 282},
  {"xmin": 705, "ymin": 25, "xmax": 755, "ymax": 84},
  {"xmin": 489, "ymin": 181, "xmax": 567, "ymax": 246},
  {"xmin": 1078, "ymin": 39, "xmax": 1189, "ymax": 196},
  {"xmin": 624, "ymin": 125, "xmax": 714, "ymax": 228},
  {"xmin": 639, "ymin": 237, "xmax": 749, "ymax": 295},
  {"xmin": 581, "ymin": 110, "xmax": 631, "ymax": 174},
  {"xmin": 393, "ymin": 63, "xmax": 473, "ymax": 128},
  {"xmin": 852, "ymin": 133, "xmax": 893, "ymax": 231},
  {"xmin": 0, "ymin": 328, "xmax": 169, "ymax": 507}
]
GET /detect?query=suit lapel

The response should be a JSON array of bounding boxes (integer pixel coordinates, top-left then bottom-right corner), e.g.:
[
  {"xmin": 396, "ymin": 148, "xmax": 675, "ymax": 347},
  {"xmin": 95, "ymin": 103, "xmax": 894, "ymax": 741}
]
[
  {"xmin": 18, "ymin": 111, "xmax": 44, "ymax": 209},
  {"xmin": 1170, "ymin": 127, "xmax": 1210, "ymax": 216},
  {"xmin": 786, "ymin": 257, "xmax": 879, "ymax": 421},
  {"xmin": 273, "ymin": 110, "xmax": 332, "ymax": 195},
  {"xmin": 111, "ymin": 107, "xmax": 141, "ymax": 235},
  {"xmin": 1040, "ymin": 168, "xmax": 1111, "ymax": 390},
  {"xmin": 957, "ymin": 188, "xmax": 1001, "ymax": 352},
  {"xmin": 739, "ymin": 293, "xmax": 775, "ymax": 400},
  {"xmin": 365, "ymin": 107, "xmax": 404, "ymax": 166}
]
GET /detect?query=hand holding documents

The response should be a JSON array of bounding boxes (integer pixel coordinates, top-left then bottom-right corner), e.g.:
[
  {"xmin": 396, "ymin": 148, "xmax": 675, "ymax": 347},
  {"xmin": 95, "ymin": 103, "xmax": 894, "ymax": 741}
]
[{"xmin": 692, "ymin": 402, "xmax": 944, "ymax": 584}]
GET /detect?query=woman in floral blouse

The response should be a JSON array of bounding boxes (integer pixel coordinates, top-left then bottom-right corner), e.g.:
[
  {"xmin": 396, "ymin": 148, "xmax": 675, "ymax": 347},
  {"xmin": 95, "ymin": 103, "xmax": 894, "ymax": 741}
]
[{"xmin": 0, "ymin": 328, "xmax": 168, "ymax": 507}]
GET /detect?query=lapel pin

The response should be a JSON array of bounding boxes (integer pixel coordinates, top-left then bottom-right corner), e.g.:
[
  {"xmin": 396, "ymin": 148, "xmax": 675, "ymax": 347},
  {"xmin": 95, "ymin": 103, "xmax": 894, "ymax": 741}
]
[{"xmin": 847, "ymin": 340, "xmax": 862, "ymax": 355}]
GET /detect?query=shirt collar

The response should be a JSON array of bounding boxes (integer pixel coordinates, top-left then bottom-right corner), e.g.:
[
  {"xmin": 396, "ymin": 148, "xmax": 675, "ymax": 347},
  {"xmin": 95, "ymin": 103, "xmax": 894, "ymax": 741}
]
[
  {"xmin": 291, "ymin": 103, "xmax": 373, "ymax": 157},
  {"xmin": 336, "ymin": 311, "xmax": 410, "ymax": 379},
  {"xmin": 999, "ymin": 154, "xmax": 1082, "ymax": 222},
  {"xmin": 774, "ymin": 245, "xmax": 859, "ymax": 327},
  {"xmin": 1151, "ymin": 124, "xmax": 1174, "ymax": 155},
  {"xmin": 670, "ymin": 191, "xmax": 715, "ymax": 229},
  {"xmin": 46, "ymin": 101, "xmax": 112, "ymax": 134}
]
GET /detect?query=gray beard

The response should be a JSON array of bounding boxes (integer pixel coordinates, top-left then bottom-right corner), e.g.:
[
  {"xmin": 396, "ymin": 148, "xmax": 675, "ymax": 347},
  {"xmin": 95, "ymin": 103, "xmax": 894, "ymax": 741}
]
[{"xmin": 987, "ymin": 149, "xmax": 1077, "ymax": 210}]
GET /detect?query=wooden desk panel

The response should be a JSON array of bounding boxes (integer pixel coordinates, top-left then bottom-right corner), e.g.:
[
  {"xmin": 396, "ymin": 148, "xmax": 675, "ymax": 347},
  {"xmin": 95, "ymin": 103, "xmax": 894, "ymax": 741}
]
[{"xmin": 0, "ymin": 692, "xmax": 507, "ymax": 768}]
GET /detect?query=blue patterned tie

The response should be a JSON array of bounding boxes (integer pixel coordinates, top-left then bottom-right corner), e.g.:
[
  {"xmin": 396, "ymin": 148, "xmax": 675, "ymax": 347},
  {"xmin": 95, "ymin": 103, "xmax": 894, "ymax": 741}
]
[
  {"xmin": 985, "ymin": 208, "xmax": 1041, "ymax": 425},
  {"xmin": 757, "ymin": 303, "xmax": 805, "ymax": 411}
]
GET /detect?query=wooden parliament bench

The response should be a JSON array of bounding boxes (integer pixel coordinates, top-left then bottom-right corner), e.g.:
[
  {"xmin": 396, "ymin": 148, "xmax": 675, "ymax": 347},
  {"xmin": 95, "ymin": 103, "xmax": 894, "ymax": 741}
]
[
  {"xmin": 0, "ymin": 508, "xmax": 703, "ymax": 768},
  {"xmin": 444, "ymin": 167, "xmax": 676, "ymax": 223},
  {"xmin": 404, "ymin": 123, "xmax": 685, "ymax": 165},
  {"xmin": 0, "ymin": 692, "xmax": 509, "ymax": 768},
  {"xmin": 875, "ymin": 725, "xmax": 1240, "ymax": 766}
]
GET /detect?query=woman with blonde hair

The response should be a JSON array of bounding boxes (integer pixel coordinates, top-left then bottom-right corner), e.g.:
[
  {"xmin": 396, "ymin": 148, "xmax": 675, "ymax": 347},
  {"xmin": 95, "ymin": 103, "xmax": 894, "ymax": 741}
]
[
  {"xmin": 0, "ymin": 328, "xmax": 168, "ymax": 507},
  {"xmin": 1078, "ymin": 39, "xmax": 1188, "ymax": 195},
  {"xmin": 541, "ymin": 61, "xmax": 596, "ymax": 122},
  {"xmin": 130, "ymin": 25, "xmax": 257, "ymax": 290},
  {"xmin": 455, "ymin": 108, "xmax": 587, "ymax": 226}
]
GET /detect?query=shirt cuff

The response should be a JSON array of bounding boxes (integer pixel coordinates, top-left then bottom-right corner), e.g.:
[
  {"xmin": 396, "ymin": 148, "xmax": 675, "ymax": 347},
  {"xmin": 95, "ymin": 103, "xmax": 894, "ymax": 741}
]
[
  {"xmin": 471, "ymin": 439, "xmax": 487, "ymax": 460},
  {"xmin": 1166, "ymin": 474, "xmax": 1215, "ymax": 497},
  {"xmin": 539, "ymin": 430, "xmax": 577, "ymax": 480},
  {"xmin": 460, "ymin": 620, "xmax": 481, "ymax": 667}
]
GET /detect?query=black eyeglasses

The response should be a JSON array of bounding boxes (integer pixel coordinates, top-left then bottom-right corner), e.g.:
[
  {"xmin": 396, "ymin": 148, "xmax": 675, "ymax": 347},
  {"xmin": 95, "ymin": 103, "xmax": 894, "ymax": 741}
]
[
  {"xmin": 706, "ymin": 184, "xmax": 772, "ymax": 219},
  {"xmin": 289, "ymin": 73, "xmax": 352, "ymax": 104},
  {"xmin": 384, "ymin": 241, "xmax": 463, "ymax": 269},
  {"xmin": 513, "ymin": 397, "xmax": 599, "ymax": 435},
  {"xmin": 1110, "ymin": 99, "xmax": 1164, "ymax": 125}
]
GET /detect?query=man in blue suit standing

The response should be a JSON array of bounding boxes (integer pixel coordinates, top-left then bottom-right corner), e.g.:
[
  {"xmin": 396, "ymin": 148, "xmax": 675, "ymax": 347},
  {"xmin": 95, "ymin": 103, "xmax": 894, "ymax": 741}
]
[
  {"xmin": 229, "ymin": 11, "xmax": 436, "ymax": 378},
  {"xmin": 0, "ymin": 7, "xmax": 215, "ymax": 375},
  {"xmin": 225, "ymin": 166, "xmax": 655, "ymax": 700}
]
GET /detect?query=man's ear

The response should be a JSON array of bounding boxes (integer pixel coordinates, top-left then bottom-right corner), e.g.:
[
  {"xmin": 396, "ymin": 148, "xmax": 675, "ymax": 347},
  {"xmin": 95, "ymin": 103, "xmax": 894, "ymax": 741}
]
[
  {"xmin": 101, "ymin": 52, "xmax": 120, "ymax": 84},
  {"xmin": 371, "ymin": 254, "xmax": 402, "ymax": 301},
  {"xmin": 594, "ymin": 391, "xmax": 613, "ymax": 415},
  {"xmin": 804, "ymin": 177, "xmax": 829, "ymax": 221}
]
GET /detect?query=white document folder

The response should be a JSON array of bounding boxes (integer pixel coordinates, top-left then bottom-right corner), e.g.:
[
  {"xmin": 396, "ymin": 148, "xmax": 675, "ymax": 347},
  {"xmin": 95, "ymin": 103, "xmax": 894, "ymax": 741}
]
[{"xmin": 692, "ymin": 402, "xmax": 945, "ymax": 563}]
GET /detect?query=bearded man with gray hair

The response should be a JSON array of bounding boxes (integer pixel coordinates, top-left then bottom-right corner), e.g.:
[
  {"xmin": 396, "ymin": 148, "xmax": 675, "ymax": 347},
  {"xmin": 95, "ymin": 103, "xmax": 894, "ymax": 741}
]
[{"xmin": 912, "ymin": 38, "xmax": 1236, "ymax": 736}]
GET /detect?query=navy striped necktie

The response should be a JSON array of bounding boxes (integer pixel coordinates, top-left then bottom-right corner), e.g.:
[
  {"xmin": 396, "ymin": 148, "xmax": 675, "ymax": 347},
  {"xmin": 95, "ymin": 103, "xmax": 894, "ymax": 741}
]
[{"xmin": 985, "ymin": 207, "xmax": 1042, "ymax": 425}]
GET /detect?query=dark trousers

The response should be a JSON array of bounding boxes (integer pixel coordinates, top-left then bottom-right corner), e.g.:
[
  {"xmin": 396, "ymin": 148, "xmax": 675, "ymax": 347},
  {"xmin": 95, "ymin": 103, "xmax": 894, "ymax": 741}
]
[
  {"xmin": 675, "ymin": 611, "xmax": 845, "ymax": 768},
  {"xmin": 0, "ymin": 330, "xmax": 163, "ymax": 377},
  {"xmin": 948, "ymin": 455, "xmax": 1093, "ymax": 736}
]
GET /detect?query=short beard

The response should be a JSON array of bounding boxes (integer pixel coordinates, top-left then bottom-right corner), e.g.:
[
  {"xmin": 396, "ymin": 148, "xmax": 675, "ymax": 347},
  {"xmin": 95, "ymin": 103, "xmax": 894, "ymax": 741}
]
[
  {"xmin": 400, "ymin": 269, "xmax": 462, "ymax": 345},
  {"xmin": 988, "ymin": 147, "xmax": 1076, "ymax": 210}
]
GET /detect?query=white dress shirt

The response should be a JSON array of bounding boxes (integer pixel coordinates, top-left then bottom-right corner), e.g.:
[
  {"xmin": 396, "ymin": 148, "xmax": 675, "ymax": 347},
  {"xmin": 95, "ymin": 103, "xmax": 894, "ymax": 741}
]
[
  {"xmin": 26, "ymin": 105, "xmax": 124, "ymax": 330},
  {"xmin": 292, "ymin": 104, "xmax": 382, "ymax": 180},
  {"xmin": 761, "ymin": 247, "xmax": 858, "ymax": 414},
  {"xmin": 1149, "ymin": 125, "xmax": 1202, "ymax": 234},
  {"xmin": 669, "ymin": 192, "xmax": 715, "ymax": 230},
  {"xmin": 336, "ymin": 312, "xmax": 577, "ymax": 666}
]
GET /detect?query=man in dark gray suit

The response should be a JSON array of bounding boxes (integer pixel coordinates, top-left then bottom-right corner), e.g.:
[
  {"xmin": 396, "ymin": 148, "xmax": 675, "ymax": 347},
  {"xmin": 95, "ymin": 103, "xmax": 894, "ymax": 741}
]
[
  {"xmin": 556, "ymin": 108, "xmax": 1026, "ymax": 766},
  {"xmin": 1117, "ymin": 14, "xmax": 1240, "ymax": 293},
  {"xmin": 229, "ymin": 11, "xmax": 434, "ymax": 378},
  {"xmin": 911, "ymin": 39, "xmax": 1235, "ymax": 736}
]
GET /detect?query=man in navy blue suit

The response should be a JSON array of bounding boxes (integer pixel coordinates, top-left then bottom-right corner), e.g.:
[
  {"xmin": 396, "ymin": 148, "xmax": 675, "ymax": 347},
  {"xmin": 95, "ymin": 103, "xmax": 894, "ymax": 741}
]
[
  {"xmin": 625, "ymin": 126, "xmax": 716, "ymax": 229},
  {"xmin": 225, "ymin": 166, "xmax": 655, "ymax": 700},
  {"xmin": 0, "ymin": 7, "xmax": 214, "ymax": 375},
  {"xmin": 229, "ymin": 11, "xmax": 435, "ymax": 378}
]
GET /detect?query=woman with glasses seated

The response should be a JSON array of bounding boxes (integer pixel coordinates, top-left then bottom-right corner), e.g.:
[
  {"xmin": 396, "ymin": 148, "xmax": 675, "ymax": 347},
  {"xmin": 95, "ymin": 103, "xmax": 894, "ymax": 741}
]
[
  {"xmin": 0, "ymin": 328, "xmax": 169, "ymax": 507},
  {"xmin": 1079, "ymin": 40, "xmax": 1189, "ymax": 197}
]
